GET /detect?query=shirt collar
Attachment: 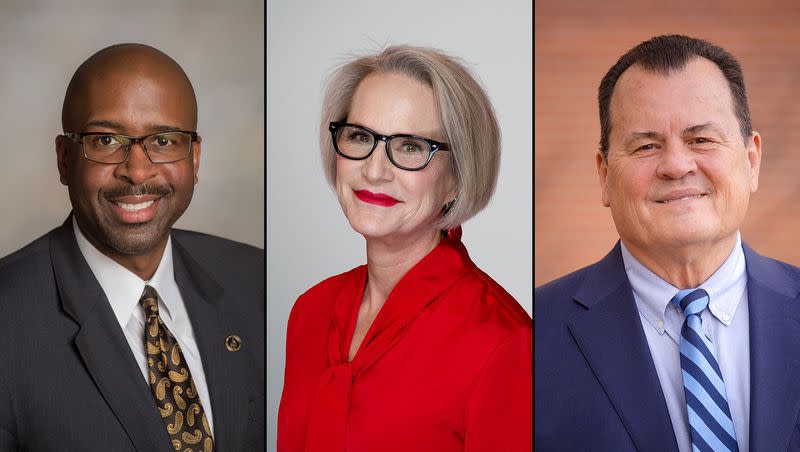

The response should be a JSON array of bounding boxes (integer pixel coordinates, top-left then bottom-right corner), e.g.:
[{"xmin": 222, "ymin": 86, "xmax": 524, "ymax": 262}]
[
  {"xmin": 621, "ymin": 232, "xmax": 746, "ymax": 331},
  {"xmin": 328, "ymin": 226, "xmax": 473, "ymax": 368},
  {"xmin": 72, "ymin": 216, "xmax": 177, "ymax": 329}
]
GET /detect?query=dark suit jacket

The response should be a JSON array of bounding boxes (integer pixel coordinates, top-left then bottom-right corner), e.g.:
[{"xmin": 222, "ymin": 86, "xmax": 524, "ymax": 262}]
[
  {"xmin": 0, "ymin": 218, "xmax": 264, "ymax": 451},
  {"xmin": 535, "ymin": 241, "xmax": 800, "ymax": 451}
]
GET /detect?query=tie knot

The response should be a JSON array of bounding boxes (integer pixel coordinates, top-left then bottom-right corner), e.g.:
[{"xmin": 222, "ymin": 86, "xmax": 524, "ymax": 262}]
[
  {"xmin": 671, "ymin": 288, "xmax": 709, "ymax": 316},
  {"xmin": 139, "ymin": 285, "xmax": 160, "ymax": 317}
]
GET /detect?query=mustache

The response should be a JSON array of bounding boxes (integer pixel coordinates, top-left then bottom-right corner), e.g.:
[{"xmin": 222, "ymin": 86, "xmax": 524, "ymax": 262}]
[{"xmin": 102, "ymin": 183, "xmax": 171, "ymax": 198}]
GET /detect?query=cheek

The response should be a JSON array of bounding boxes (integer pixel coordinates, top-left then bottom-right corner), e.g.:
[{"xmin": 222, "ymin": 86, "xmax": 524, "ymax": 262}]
[
  {"xmin": 400, "ymin": 171, "xmax": 447, "ymax": 208},
  {"xmin": 334, "ymin": 159, "xmax": 366, "ymax": 211},
  {"xmin": 724, "ymin": 170, "xmax": 752, "ymax": 207},
  {"xmin": 162, "ymin": 163, "xmax": 198, "ymax": 189},
  {"xmin": 607, "ymin": 165, "xmax": 639, "ymax": 200},
  {"xmin": 334, "ymin": 159, "xmax": 354, "ymax": 192},
  {"xmin": 607, "ymin": 166, "xmax": 652, "ymax": 218},
  {"xmin": 69, "ymin": 165, "xmax": 107, "ymax": 195}
]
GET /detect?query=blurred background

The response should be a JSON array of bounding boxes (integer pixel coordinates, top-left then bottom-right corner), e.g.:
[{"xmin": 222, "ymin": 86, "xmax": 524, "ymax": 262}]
[
  {"xmin": 0, "ymin": 0, "xmax": 263, "ymax": 254},
  {"xmin": 535, "ymin": 0, "xmax": 800, "ymax": 286}
]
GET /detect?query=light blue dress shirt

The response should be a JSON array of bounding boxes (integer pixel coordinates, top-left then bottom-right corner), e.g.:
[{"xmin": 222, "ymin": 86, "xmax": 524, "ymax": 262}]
[{"xmin": 621, "ymin": 233, "xmax": 750, "ymax": 452}]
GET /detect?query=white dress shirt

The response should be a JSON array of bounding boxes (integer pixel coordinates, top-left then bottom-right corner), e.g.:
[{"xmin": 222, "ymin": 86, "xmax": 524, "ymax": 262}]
[
  {"xmin": 72, "ymin": 217, "xmax": 215, "ymax": 435},
  {"xmin": 621, "ymin": 233, "xmax": 750, "ymax": 452}
]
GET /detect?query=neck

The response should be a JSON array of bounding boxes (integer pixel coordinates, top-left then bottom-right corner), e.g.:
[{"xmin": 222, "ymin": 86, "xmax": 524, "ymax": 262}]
[
  {"xmin": 362, "ymin": 229, "xmax": 443, "ymax": 313},
  {"xmin": 76, "ymin": 218, "xmax": 167, "ymax": 280},
  {"xmin": 622, "ymin": 234, "xmax": 738, "ymax": 289},
  {"xmin": 108, "ymin": 247, "xmax": 166, "ymax": 281}
]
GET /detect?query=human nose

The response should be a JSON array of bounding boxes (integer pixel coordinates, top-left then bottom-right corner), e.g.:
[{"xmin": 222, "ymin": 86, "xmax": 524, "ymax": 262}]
[
  {"xmin": 114, "ymin": 140, "xmax": 158, "ymax": 184},
  {"xmin": 361, "ymin": 140, "xmax": 394, "ymax": 182},
  {"xmin": 656, "ymin": 141, "xmax": 697, "ymax": 180}
]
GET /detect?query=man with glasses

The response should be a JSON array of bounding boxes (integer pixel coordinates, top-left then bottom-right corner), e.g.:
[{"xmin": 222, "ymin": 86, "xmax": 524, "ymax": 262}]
[{"xmin": 0, "ymin": 43, "xmax": 263, "ymax": 451}]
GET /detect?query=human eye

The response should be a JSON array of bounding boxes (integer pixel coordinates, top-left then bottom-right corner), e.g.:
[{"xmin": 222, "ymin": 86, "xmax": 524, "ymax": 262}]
[
  {"xmin": 340, "ymin": 126, "xmax": 372, "ymax": 144},
  {"xmin": 395, "ymin": 139, "xmax": 425, "ymax": 153},
  {"xmin": 688, "ymin": 137, "xmax": 717, "ymax": 149},
  {"xmin": 91, "ymin": 134, "xmax": 122, "ymax": 147},
  {"xmin": 345, "ymin": 130, "xmax": 371, "ymax": 143},
  {"xmin": 634, "ymin": 143, "xmax": 659, "ymax": 152},
  {"xmin": 153, "ymin": 134, "xmax": 177, "ymax": 147}
]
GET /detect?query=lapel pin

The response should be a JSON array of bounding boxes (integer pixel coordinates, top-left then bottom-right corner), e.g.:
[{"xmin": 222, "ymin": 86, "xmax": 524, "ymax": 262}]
[{"xmin": 225, "ymin": 335, "xmax": 242, "ymax": 352}]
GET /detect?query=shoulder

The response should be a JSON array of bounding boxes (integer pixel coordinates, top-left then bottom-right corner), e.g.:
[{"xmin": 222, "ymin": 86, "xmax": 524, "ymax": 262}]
[
  {"xmin": 743, "ymin": 242, "xmax": 800, "ymax": 275},
  {"xmin": 171, "ymin": 229, "xmax": 264, "ymax": 307},
  {"xmin": 0, "ymin": 228, "xmax": 56, "ymax": 289},
  {"xmin": 742, "ymin": 243, "xmax": 800, "ymax": 292},
  {"xmin": 288, "ymin": 266, "xmax": 365, "ymax": 327},
  {"xmin": 535, "ymin": 263, "xmax": 594, "ymax": 305},
  {"xmin": 299, "ymin": 266, "xmax": 364, "ymax": 298},
  {"xmin": 533, "ymin": 254, "xmax": 623, "ymax": 327},
  {"xmin": 428, "ymin": 263, "xmax": 531, "ymax": 381},
  {"xmin": 0, "ymin": 229, "xmax": 62, "ymax": 337},
  {"xmin": 171, "ymin": 229, "xmax": 263, "ymax": 285},
  {"xmin": 456, "ymin": 264, "xmax": 531, "ymax": 335},
  {"xmin": 172, "ymin": 228, "xmax": 263, "ymax": 264}
]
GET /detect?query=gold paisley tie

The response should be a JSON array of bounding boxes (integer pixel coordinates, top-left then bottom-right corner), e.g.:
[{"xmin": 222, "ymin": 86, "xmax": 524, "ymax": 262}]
[{"xmin": 140, "ymin": 285, "xmax": 214, "ymax": 452}]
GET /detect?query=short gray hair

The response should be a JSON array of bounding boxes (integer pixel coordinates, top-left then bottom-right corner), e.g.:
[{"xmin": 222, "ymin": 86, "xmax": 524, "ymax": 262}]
[{"xmin": 319, "ymin": 45, "xmax": 501, "ymax": 230}]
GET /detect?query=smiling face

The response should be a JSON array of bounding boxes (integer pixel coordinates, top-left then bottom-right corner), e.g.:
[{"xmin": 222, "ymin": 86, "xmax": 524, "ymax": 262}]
[
  {"xmin": 597, "ymin": 57, "xmax": 761, "ymax": 256},
  {"xmin": 335, "ymin": 72, "xmax": 456, "ymax": 244},
  {"xmin": 56, "ymin": 46, "xmax": 200, "ymax": 259}
]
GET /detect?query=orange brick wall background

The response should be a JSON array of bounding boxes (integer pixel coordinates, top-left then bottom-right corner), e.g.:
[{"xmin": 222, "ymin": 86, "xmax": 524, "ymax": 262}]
[{"xmin": 535, "ymin": 0, "xmax": 800, "ymax": 286}]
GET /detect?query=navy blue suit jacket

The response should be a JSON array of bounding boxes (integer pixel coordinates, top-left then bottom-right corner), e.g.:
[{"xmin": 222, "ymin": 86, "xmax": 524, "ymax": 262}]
[{"xmin": 535, "ymin": 242, "xmax": 800, "ymax": 451}]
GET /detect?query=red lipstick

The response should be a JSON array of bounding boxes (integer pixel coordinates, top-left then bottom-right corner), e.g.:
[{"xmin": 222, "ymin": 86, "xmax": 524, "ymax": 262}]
[{"xmin": 353, "ymin": 189, "xmax": 401, "ymax": 207}]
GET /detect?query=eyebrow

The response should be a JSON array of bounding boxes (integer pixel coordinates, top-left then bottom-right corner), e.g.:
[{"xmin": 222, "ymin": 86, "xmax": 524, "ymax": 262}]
[
  {"xmin": 624, "ymin": 131, "xmax": 663, "ymax": 148},
  {"xmin": 83, "ymin": 120, "xmax": 184, "ymax": 133},
  {"xmin": 682, "ymin": 122, "xmax": 723, "ymax": 136},
  {"xmin": 83, "ymin": 120, "xmax": 124, "ymax": 131},
  {"xmin": 345, "ymin": 120, "xmax": 443, "ymax": 141}
]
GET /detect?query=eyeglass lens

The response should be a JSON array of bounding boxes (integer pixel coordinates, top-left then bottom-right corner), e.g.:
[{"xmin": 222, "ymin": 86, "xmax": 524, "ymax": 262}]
[
  {"xmin": 335, "ymin": 125, "xmax": 432, "ymax": 170},
  {"xmin": 83, "ymin": 132, "xmax": 192, "ymax": 163}
]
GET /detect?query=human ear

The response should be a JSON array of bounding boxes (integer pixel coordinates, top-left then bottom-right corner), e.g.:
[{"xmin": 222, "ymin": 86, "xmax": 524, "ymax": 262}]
[{"xmin": 596, "ymin": 151, "xmax": 611, "ymax": 207}]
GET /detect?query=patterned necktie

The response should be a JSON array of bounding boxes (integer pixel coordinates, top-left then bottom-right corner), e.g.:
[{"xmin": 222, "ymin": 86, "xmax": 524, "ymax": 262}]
[
  {"xmin": 140, "ymin": 285, "xmax": 214, "ymax": 452},
  {"xmin": 671, "ymin": 288, "xmax": 739, "ymax": 452}
]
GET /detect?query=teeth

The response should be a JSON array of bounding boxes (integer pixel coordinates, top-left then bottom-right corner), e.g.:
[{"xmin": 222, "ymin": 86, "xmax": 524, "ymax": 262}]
[
  {"xmin": 115, "ymin": 200, "xmax": 155, "ymax": 211},
  {"xmin": 663, "ymin": 194, "xmax": 703, "ymax": 203}
]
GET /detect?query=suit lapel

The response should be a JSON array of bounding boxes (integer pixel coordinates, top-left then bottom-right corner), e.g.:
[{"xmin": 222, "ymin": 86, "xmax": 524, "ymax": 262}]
[
  {"xmin": 172, "ymin": 237, "xmax": 251, "ymax": 452},
  {"xmin": 568, "ymin": 242, "xmax": 678, "ymax": 451},
  {"xmin": 50, "ymin": 219, "xmax": 173, "ymax": 452},
  {"xmin": 744, "ymin": 245, "xmax": 800, "ymax": 451}
]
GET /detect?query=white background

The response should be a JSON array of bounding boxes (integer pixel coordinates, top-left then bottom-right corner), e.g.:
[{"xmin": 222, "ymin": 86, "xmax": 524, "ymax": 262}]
[{"xmin": 267, "ymin": 0, "xmax": 532, "ymax": 449}]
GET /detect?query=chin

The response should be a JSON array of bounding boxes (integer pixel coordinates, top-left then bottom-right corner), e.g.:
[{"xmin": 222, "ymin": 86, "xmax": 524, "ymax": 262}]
[
  {"xmin": 347, "ymin": 217, "xmax": 394, "ymax": 240},
  {"xmin": 659, "ymin": 228, "xmax": 718, "ymax": 248},
  {"xmin": 101, "ymin": 223, "xmax": 169, "ymax": 255}
]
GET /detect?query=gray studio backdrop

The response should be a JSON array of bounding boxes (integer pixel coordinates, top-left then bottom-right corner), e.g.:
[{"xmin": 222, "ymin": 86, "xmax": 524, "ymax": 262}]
[
  {"xmin": 267, "ymin": 0, "xmax": 532, "ymax": 448},
  {"xmin": 0, "ymin": 1, "xmax": 264, "ymax": 256}
]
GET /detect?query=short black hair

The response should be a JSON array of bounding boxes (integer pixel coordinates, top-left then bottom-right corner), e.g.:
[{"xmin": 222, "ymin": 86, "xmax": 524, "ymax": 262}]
[{"xmin": 598, "ymin": 34, "xmax": 752, "ymax": 159}]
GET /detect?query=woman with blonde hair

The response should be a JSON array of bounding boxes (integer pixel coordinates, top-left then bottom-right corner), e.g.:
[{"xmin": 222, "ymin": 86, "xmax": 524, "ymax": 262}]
[{"xmin": 277, "ymin": 45, "xmax": 531, "ymax": 452}]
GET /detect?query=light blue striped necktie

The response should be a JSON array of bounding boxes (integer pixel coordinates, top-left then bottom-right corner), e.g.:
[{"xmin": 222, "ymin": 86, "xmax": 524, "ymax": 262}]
[{"xmin": 671, "ymin": 288, "xmax": 739, "ymax": 452}]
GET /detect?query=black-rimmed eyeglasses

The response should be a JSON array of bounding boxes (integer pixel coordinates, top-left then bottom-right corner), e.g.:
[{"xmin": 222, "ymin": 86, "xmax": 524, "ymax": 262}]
[
  {"xmin": 64, "ymin": 131, "xmax": 199, "ymax": 164},
  {"xmin": 329, "ymin": 122, "xmax": 450, "ymax": 171}
]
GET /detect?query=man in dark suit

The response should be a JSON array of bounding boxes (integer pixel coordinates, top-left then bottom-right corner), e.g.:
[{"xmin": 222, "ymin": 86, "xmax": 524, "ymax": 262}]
[
  {"xmin": 536, "ymin": 35, "xmax": 800, "ymax": 451},
  {"xmin": 0, "ymin": 44, "xmax": 264, "ymax": 450}
]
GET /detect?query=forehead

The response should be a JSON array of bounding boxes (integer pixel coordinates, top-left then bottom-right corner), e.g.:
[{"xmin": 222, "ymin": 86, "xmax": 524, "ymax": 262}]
[
  {"xmin": 74, "ymin": 69, "xmax": 196, "ymax": 131},
  {"xmin": 609, "ymin": 57, "xmax": 736, "ymax": 135},
  {"xmin": 348, "ymin": 72, "xmax": 441, "ymax": 138}
]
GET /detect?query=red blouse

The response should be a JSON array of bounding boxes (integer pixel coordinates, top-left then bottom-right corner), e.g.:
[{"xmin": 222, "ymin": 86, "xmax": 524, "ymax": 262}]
[{"xmin": 277, "ymin": 228, "xmax": 532, "ymax": 452}]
